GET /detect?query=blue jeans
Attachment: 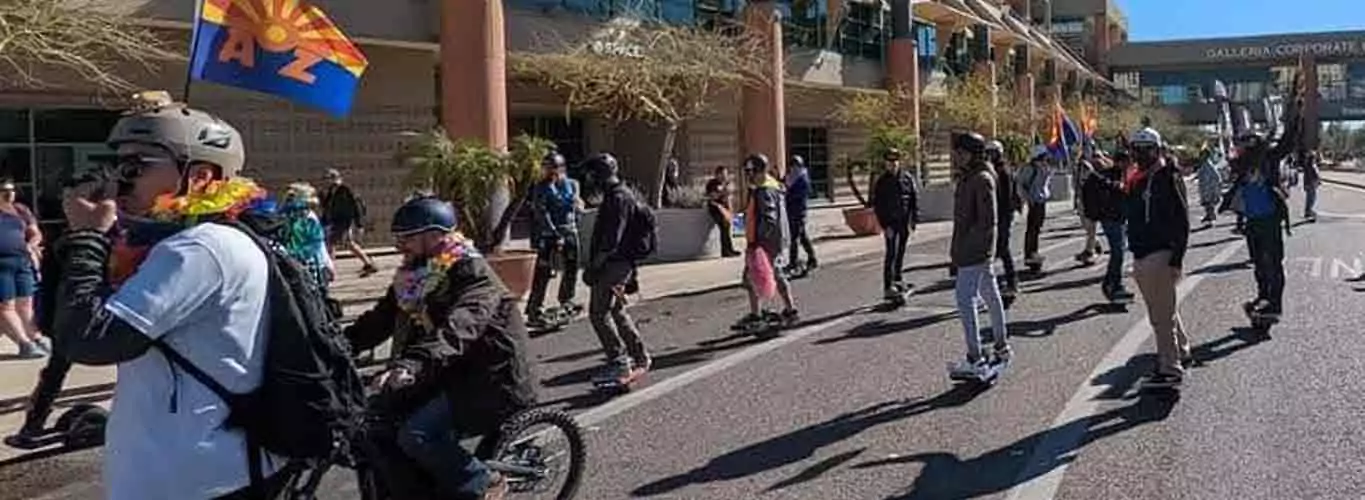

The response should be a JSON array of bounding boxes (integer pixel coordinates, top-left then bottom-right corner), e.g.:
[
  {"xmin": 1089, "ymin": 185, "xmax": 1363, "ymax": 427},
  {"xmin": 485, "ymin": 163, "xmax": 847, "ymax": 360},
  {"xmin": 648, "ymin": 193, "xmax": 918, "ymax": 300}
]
[
  {"xmin": 955, "ymin": 263, "xmax": 1007, "ymax": 360},
  {"xmin": 397, "ymin": 395, "xmax": 493, "ymax": 498},
  {"xmin": 0, "ymin": 255, "xmax": 35, "ymax": 302},
  {"xmin": 1101, "ymin": 221, "xmax": 1127, "ymax": 292},
  {"xmin": 1304, "ymin": 183, "xmax": 1319, "ymax": 216}
]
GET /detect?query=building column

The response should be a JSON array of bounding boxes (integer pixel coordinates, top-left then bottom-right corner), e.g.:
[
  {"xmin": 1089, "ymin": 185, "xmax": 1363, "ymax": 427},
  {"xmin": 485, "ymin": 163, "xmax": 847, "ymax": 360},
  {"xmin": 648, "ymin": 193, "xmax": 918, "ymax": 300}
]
[
  {"xmin": 1302, "ymin": 56, "xmax": 1321, "ymax": 150},
  {"xmin": 887, "ymin": 0, "xmax": 922, "ymax": 166},
  {"xmin": 440, "ymin": 0, "xmax": 508, "ymax": 150},
  {"xmin": 1017, "ymin": 72, "xmax": 1037, "ymax": 138},
  {"xmin": 1091, "ymin": 14, "xmax": 1111, "ymax": 74},
  {"xmin": 741, "ymin": 1, "xmax": 787, "ymax": 178}
]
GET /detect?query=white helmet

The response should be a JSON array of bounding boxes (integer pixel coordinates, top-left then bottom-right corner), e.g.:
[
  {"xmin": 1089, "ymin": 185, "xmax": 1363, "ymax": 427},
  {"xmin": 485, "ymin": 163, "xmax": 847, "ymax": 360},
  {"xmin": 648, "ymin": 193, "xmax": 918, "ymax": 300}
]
[
  {"xmin": 1030, "ymin": 144, "xmax": 1050, "ymax": 160},
  {"xmin": 1129, "ymin": 127, "xmax": 1163, "ymax": 147},
  {"xmin": 986, "ymin": 140, "xmax": 1004, "ymax": 153}
]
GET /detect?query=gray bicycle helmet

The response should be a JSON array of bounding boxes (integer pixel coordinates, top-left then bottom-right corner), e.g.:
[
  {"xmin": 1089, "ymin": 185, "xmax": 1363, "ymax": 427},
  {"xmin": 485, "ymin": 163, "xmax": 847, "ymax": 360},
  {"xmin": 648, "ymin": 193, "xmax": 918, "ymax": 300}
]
[{"xmin": 107, "ymin": 91, "xmax": 245, "ymax": 178}]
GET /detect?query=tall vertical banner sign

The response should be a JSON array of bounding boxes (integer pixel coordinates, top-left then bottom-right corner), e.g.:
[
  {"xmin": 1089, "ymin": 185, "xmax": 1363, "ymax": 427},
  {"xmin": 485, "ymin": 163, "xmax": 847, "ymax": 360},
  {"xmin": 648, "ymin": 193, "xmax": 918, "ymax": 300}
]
[{"xmin": 188, "ymin": 0, "xmax": 369, "ymax": 117}]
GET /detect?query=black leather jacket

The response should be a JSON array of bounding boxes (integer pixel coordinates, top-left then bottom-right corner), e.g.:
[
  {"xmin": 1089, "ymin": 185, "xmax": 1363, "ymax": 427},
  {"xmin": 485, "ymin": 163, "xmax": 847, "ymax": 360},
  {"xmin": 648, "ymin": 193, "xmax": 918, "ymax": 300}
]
[{"xmin": 345, "ymin": 255, "xmax": 537, "ymax": 424}]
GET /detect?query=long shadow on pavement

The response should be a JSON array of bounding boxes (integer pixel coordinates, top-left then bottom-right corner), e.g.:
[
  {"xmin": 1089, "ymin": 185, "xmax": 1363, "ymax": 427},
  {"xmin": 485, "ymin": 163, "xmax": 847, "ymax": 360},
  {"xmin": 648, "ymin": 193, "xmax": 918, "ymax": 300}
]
[
  {"xmin": 815, "ymin": 310, "xmax": 959, "ymax": 346},
  {"xmin": 631, "ymin": 384, "xmax": 992, "ymax": 497},
  {"xmin": 540, "ymin": 305, "xmax": 875, "ymax": 389},
  {"xmin": 859, "ymin": 353, "xmax": 1178, "ymax": 499},
  {"xmin": 1002, "ymin": 303, "xmax": 1127, "ymax": 338},
  {"xmin": 865, "ymin": 393, "xmax": 1178, "ymax": 499},
  {"xmin": 1187, "ymin": 327, "xmax": 1271, "ymax": 368}
]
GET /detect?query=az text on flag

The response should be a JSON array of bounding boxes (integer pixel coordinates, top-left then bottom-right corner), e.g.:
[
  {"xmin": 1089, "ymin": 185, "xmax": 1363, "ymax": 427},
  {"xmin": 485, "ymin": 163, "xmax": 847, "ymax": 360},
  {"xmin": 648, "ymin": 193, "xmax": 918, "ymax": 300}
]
[{"xmin": 189, "ymin": 0, "xmax": 368, "ymax": 117}]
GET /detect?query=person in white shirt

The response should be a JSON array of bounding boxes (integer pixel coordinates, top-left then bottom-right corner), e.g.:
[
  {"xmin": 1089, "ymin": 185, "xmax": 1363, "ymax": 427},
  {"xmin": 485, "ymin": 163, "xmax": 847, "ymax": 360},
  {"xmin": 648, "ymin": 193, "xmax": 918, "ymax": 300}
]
[{"xmin": 49, "ymin": 92, "xmax": 285, "ymax": 500}]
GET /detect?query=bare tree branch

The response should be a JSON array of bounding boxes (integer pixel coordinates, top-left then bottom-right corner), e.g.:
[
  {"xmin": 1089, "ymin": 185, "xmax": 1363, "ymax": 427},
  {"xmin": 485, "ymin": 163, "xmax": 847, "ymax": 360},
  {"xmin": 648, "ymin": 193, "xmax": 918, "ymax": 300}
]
[
  {"xmin": 510, "ymin": 15, "xmax": 771, "ymax": 127},
  {"xmin": 0, "ymin": 0, "xmax": 180, "ymax": 93}
]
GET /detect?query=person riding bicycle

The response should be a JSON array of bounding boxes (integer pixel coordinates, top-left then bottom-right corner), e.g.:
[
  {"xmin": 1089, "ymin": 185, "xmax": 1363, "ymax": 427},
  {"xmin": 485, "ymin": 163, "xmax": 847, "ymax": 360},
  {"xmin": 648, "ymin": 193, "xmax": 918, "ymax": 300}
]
[{"xmin": 343, "ymin": 196, "xmax": 536, "ymax": 500}]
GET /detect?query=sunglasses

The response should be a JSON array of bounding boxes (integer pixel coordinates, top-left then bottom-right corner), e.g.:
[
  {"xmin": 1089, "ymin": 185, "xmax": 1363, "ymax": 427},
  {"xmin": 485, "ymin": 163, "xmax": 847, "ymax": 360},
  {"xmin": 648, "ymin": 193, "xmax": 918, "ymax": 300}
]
[{"xmin": 117, "ymin": 154, "xmax": 179, "ymax": 179}]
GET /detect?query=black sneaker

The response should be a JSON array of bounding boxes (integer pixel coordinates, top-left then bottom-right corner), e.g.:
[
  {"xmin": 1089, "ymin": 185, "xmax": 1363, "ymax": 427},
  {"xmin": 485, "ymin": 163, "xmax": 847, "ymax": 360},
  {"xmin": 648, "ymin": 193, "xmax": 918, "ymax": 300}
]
[
  {"xmin": 1141, "ymin": 372, "xmax": 1183, "ymax": 389},
  {"xmin": 732, "ymin": 313, "xmax": 762, "ymax": 331},
  {"xmin": 807, "ymin": 259, "xmax": 819, "ymax": 270}
]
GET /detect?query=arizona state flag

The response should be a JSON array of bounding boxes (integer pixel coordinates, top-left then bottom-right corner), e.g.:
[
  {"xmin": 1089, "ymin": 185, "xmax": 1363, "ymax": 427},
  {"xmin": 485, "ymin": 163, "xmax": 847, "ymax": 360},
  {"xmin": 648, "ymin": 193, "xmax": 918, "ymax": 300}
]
[{"xmin": 188, "ymin": 0, "xmax": 369, "ymax": 117}]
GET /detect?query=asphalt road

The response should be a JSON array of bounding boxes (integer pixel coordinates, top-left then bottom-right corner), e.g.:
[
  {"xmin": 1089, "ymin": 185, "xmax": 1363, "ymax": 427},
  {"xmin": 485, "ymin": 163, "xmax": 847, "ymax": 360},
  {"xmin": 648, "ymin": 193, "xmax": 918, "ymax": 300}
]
[{"xmin": 6, "ymin": 183, "xmax": 1365, "ymax": 500}]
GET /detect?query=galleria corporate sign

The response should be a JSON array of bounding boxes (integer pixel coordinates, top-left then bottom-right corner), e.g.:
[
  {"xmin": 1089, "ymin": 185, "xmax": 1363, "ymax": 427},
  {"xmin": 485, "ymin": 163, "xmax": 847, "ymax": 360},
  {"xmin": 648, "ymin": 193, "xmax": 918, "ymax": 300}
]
[{"xmin": 1205, "ymin": 39, "xmax": 1365, "ymax": 60}]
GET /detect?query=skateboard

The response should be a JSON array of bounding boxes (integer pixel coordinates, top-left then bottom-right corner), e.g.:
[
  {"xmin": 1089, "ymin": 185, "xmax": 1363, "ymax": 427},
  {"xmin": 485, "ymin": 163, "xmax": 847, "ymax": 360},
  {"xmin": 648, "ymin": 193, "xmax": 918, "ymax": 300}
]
[
  {"xmin": 529, "ymin": 304, "xmax": 582, "ymax": 334},
  {"xmin": 883, "ymin": 284, "xmax": 915, "ymax": 309},
  {"xmin": 948, "ymin": 356, "xmax": 1010, "ymax": 386},
  {"xmin": 591, "ymin": 367, "xmax": 646, "ymax": 394},
  {"xmin": 3, "ymin": 403, "xmax": 108, "ymax": 451},
  {"xmin": 733, "ymin": 311, "xmax": 792, "ymax": 338},
  {"xmin": 1244, "ymin": 306, "xmax": 1280, "ymax": 333},
  {"xmin": 1099, "ymin": 292, "xmax": 1135, "ymax": 311}
]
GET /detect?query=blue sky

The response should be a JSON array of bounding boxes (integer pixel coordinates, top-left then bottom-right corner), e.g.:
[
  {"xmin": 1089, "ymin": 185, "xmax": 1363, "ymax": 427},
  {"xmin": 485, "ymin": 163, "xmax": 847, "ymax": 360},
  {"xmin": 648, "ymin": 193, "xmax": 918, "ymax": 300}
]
[{"xmin": 1120, "ymin": 0, "xmax": 1365, "ymax": 41}]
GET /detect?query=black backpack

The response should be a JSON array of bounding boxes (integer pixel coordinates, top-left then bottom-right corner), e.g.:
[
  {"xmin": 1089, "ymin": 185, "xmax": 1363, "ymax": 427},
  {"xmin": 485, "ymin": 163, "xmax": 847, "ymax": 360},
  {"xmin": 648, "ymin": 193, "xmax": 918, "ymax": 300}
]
[
  {"xmin": 618, "ymin": 190, "xmax": 658, "ymax": 261},
  {"xmin": 153, "ymin": 217, "xmax": 366, "ymax": 485}
]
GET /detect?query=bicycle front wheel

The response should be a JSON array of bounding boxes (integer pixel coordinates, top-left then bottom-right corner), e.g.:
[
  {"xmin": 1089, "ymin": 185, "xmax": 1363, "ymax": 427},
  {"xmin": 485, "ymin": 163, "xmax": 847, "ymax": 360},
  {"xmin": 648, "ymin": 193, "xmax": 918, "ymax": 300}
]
[{"xmin": 488, "ymin": 408, "xmax": 586, "ymax": 500}]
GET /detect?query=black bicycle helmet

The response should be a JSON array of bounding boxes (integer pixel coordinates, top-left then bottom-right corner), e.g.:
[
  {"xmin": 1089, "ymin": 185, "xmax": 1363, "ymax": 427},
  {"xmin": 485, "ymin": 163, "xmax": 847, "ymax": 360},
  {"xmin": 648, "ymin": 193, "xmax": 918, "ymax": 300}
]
[
  {"xmin": 953, "ymin": 131, "xmax": 988, "ymax": 154},
  {"xmin": 543, "ymin": 151, "xmax": 566, "ymax": 169},
  {"xmin": 391, "ymin": 196, "xmax": 458, "ymax": 237},
  {"xmin": 743, "ymin": 153, "xmax": 769, "ymax": 174},
  {"xmin": 584, "ymin": 153, "xmax": 619, "ymax": 182}
]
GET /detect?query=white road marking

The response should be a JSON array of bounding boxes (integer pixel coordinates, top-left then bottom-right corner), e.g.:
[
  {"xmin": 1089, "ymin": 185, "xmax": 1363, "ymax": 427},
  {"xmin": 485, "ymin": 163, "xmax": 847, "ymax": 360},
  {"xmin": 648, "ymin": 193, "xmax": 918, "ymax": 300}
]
[
  {"xmin": 574, "ymin": 315, "xmax": 852, "ymax": 427},
  {"xmin": 573, "ymin": 304, "xmax": 961, "ymax": 428},
  {"xmin": 1293, "ymin": 257, "xmax": 1324, "ymax": 278},
  {"xmin": 1004, "ymin": 238, "xmax": 1248, "ymax": 500},
  {"xmin": 1332, "ymin": 258, "xmax": 1362, "ymax": 279}
]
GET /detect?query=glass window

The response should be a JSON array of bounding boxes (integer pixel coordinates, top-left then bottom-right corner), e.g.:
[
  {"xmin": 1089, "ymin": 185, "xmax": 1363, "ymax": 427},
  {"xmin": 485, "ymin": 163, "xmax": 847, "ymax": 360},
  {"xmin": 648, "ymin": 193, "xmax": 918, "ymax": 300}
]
[
  {"xmin": 510, "ymin": 115, "xmax": 587, "ymax": 179},
  {"xmin": 786, "ymin": 127, "xmax": 830, "ymax": 200},
  {"xmin": 915, "ymin": 22, "xmax": 937, "ymax": 71},
  {"xmin": 660, "ymin": 0, "xmax": 695, "ymax": 24},
  {"xmin": 563, "ymin": 0, "xmax": 604, "ymax": 16},
  {"xmin": 1348, "ymin": 63, "xmax": 1365, "ymax": 99},
  {"xmin": 33, "ymin": 109, "xmax": 121, "ymax": 143},
  {"xmin": 507, "ymin": 0, "xmax": 562, "ymax": 9},
  {"xmin": 1319, "ymin": 63, "xmax": 1348, "ymax": 102},
  {"xmin": 838, "ymin": 2, "xmax": 886, "ymax": 60},
  {"xmin": 0, "ymin": 147, "xmax": 32, "ymax": 183},
  {"xmin": 0, "ymin": 110, "xmax": 28, "ymax": 143}
]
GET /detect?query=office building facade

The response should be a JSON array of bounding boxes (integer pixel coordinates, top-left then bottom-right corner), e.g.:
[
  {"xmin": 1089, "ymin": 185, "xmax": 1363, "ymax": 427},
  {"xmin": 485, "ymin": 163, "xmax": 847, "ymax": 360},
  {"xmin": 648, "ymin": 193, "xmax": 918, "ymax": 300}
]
[{"xmin": 2, "ymin": 0, "xmax": 1106, "ymax": 233}]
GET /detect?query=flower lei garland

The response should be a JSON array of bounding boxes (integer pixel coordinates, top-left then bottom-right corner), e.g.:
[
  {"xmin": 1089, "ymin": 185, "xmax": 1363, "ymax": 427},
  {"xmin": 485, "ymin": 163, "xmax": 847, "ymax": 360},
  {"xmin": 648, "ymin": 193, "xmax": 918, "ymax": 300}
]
[
  {"xmin": 148, "ymin": 178, "xmax": 270, "ymax": 224},
  {"xmin": 393, "ymin": 233, "xmax": 478, "ymax": 330}
]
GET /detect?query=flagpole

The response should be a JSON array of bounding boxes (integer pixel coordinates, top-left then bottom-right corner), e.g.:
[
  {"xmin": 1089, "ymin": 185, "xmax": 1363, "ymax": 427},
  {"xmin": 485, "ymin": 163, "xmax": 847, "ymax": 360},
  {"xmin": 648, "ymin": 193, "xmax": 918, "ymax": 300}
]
[{"xmin": 183, "ymin": 0, "xmax": 204, "ymax": 104}]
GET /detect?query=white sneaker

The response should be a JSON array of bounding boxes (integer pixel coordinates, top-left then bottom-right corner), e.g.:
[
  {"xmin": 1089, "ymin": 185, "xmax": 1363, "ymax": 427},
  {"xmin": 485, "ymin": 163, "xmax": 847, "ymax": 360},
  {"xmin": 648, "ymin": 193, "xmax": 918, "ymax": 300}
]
[{"xmin": 948, "ymin": 358, "xmax": 991, "ymax": 379}]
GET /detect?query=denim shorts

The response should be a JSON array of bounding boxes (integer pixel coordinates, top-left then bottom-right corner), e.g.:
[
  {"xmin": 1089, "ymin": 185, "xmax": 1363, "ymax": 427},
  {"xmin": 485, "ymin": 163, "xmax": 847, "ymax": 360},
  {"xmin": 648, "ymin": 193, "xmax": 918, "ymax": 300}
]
[{"xmin": 0, "ymin": 255, "xmax": 35, "ymax": 302}]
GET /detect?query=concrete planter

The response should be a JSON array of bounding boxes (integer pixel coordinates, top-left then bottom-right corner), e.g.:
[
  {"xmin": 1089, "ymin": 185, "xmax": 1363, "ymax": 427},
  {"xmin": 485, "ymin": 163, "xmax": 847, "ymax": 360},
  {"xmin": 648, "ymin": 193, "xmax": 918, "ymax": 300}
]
[
  {"xmin": 841, "ymin": 206, "xmax": 881, "ymax": 236},
  {"xmin": 486, "ymin": 249, "xmax": 538, "ymax": 299},
  {"xmin": 918, "ymin": 183, "xmax": 956, "ymax": 222},
  {"xmin": 580, "ymin": 208, "xmax": 719, "ymax": 264}
]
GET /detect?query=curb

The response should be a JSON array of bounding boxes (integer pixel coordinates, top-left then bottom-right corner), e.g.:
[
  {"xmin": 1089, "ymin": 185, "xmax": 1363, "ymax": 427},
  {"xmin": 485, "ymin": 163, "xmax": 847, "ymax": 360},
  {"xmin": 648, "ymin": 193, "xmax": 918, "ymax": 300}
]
[{"xmin": 1323, "ymin": 177, "xmax": 1365, "ymax": 191}]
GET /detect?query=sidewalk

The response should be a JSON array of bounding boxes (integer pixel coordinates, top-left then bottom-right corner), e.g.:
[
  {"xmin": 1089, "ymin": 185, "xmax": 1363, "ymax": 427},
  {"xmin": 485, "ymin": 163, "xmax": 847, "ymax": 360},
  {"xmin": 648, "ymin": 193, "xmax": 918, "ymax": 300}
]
[
  {"xmin": 1322, "ymin": 170, "xmax": 1365, "ymax": 190},
  {"xmin": 0, "ymin": 200, "xmax": 1081, "ymax": 457}
]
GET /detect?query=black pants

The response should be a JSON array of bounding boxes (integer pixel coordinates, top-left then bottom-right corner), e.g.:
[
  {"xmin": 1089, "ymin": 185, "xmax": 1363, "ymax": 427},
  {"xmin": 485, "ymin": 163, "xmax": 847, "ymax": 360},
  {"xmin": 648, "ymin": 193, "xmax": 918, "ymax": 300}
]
[
  {"xmin": 1246, "ymin": 217, "xmax": 1285, "ymax": 309},
  {"xmin": 526, "ymin": 237, "xmax": 579, "ymax": 314},
  {"xmin": 996, "ymin": 217, "xmax": 1017, "ymax": 287},
  {"xmin": 21, "ymin": 337, "xmax": 70, "ymax": 433},
  {"xmin": 882, "ymin": 223, "xmax": 911, "ymax": 292},
  {"xmin": 707, "ymin": 204, "xmax": 736, "ymax": 255},
  {"xmin": 788, "ymin": 216, "xmax": 816, "ymax": 266},
  {"xmin": 1024, "ymin": 201, "xmax": 1047, "ymax": 258}
]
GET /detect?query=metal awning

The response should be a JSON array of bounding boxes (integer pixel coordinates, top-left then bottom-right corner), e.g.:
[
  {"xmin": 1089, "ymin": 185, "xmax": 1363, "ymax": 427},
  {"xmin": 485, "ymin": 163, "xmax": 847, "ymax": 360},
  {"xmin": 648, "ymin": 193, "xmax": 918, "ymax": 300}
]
[{"xmin": 912, "ymin": 0, "xmax": 995, "ymax": 29}]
